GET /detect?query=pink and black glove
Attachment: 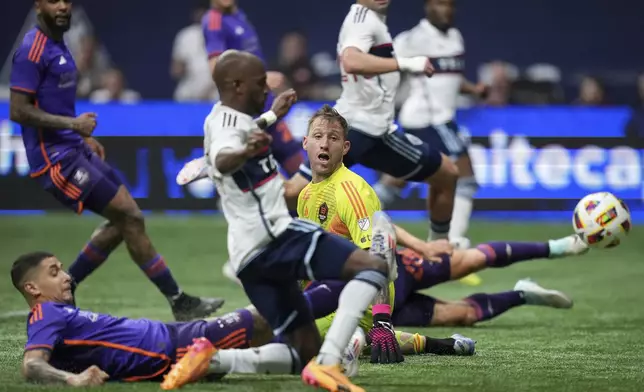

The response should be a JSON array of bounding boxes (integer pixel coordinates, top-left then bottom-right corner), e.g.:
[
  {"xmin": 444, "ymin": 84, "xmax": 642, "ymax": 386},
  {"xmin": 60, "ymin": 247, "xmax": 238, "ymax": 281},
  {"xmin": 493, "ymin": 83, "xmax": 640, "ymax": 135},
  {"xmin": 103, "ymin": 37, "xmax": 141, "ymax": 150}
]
[{"xmin": 367, "ymin": 306, "xmax": 404, "ymax": 364}]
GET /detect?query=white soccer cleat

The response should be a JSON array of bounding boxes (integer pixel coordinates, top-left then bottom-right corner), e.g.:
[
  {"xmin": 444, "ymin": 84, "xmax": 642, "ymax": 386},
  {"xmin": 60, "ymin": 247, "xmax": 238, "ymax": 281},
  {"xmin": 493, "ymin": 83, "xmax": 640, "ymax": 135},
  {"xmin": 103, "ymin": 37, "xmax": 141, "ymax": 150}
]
[
  {"xmin": 221, "ymin": 260, "xmax": 242, "ymax": 286},
  {"xmin": 514, "ymin": 278, "xmax": 573, "ymax": 309},
  {"xmin": 342, "ymin": 327, "xmax": 366, "ymax": 377},
  {"xmin": 176, "ymin": 156, "xmax": 209, "ymax": 186},
  {"xmin": 369, "ymin": 211, "xmax": 397, "ymax": 280},
  {"xmin": 548, "ymin": 234, "xmax": 589, "ymax": 258},
  {"xmin": 451, "ymin": 333, "xmax": 476, "ymax": 356}
]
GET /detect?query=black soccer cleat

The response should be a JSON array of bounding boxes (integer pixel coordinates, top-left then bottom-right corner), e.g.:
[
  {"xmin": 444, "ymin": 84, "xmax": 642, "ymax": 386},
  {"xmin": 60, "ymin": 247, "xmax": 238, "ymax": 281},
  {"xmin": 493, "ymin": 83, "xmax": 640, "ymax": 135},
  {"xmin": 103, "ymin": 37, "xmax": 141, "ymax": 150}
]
[{"xmin": 170, "ymin": 293, "xmax": 225, "ymax": 321}]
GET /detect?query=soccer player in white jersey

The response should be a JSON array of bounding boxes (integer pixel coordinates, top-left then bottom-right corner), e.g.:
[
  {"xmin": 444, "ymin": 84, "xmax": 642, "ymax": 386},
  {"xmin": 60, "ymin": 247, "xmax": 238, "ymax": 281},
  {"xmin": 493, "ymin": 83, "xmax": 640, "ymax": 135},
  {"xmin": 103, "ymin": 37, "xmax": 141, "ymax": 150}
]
[
  {"xmin": 287, "ymin": 0, "xmax": 459, "ymax": 243},
  {"xmin": 161, "ymin": 50, "xmax": 398, "ymax": 392},
  {"xmin": 374, "ymin": 0, "xmax": 488, "ymax": 250}
]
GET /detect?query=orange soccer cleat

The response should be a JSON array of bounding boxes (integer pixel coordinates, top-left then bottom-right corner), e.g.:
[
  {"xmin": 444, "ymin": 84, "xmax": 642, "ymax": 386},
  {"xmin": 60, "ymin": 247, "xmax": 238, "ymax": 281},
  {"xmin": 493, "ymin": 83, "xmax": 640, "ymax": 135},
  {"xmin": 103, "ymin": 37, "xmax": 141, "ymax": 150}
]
[
  {"xmin": 160, "ymin": 337, "xmax": 217, "ymax": 390},
  {"xmin": 301, "ymin": 358, "xmax": 365, "ymax": 392}
]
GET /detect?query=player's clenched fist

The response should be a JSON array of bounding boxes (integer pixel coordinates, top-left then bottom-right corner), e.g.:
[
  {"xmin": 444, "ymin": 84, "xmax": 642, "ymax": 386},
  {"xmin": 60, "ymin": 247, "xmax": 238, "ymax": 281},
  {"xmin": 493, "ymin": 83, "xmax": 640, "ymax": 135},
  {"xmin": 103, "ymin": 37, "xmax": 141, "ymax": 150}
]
[
  {"xmin": 271, "ymin": 88, "xmax": 298, "ymax": 118},
  {"xmin": 68, "ymin": 365, "xmax": 109, "ymax": 387},
  {"xmin": 72, "ymin": 112, "xmax": 97, "ymax": 137},
  {"xmin": 367, "ymin": 315, "xmax": 404, "ymax": 364},
  {"xmin": 245, "ymin": 130, "xmax": 273, "ymax": 157}
]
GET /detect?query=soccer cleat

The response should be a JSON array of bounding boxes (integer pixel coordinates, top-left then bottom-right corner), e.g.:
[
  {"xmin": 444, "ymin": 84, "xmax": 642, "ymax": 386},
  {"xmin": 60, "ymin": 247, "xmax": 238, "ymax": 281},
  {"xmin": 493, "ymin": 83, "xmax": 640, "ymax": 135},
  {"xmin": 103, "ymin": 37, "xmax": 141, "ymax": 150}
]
[
  {"xmin": 370, "ymin": 211, "xmax": 397, "ymax": 280},
  {"xmin": 302, "ymin": 358, "xmax": 365, "ymax": 392},
  {"xmin": 222, "ymin": 260, "xmax": 242, "ymax": 286},
  {"xmin": 342, "ymin": 327, "xmax": 366, "ymax": 378},
  {"xmin": 451, "ymin": 333, "xmax": 476, "ymax": 356},
  {"xmin": 161, "ymin": 337, "xmax": 217, "ymax": 390},
  {"xmin": 458, "ymin": 273, "xmax": 482, "ymax": 286},
  {"xmin": 514, "ymin": 279, "xmax": 573, "ymax": 309},
  {"xmin": 176, "ymin": 156, "xmax": 209, "ymax": 186},
  {"xmin": 170, "ymin": 293, "xmax": 225, "ymax": 321},
  {"xmin": 548, "ymin": 234, "xmax": 589, "ymax": 258}
]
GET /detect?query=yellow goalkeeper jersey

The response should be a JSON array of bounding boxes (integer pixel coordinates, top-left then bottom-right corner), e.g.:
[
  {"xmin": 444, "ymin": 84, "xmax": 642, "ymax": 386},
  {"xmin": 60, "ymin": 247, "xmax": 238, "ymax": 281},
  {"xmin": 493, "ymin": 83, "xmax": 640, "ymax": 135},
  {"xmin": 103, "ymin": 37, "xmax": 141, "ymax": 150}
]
[
  {"xmin": 297, "ymin": 164, "xmax": 380, "ymax": 248},
  {"xmin": 297, "ymin": 164, "xmax": 394, "ymax": 336}
]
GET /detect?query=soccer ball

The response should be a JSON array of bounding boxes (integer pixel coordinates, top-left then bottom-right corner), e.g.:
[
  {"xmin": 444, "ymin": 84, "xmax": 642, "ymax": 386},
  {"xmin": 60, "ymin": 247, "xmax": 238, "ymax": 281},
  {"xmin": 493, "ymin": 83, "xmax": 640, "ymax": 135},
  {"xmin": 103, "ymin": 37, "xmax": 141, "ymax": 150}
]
[{"xmin": 572, "ymin": 192, "xmax": 631, "ymax": 248}]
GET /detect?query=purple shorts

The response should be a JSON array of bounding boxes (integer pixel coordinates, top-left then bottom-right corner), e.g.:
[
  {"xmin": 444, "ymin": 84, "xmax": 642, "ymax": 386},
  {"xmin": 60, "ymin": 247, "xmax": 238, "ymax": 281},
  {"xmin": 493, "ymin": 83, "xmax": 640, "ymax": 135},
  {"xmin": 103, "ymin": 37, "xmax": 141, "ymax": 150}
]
[
  {"xmin": 33, "ymin": 146, "xmax": 122, "ymax": 214},
  {"xmin": 167, "ymin": 309, "xmax": 254, "ymax": 358},
  {"xmin": 393, "ymin": 250, "xmax": 451, "ymax": 309}
]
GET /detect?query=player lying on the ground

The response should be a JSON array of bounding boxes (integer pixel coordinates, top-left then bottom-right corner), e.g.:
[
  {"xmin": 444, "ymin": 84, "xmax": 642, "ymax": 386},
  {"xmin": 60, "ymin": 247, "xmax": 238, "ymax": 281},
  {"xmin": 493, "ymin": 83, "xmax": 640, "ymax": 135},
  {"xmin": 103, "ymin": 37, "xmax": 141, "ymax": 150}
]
[
  {"xmin": 11, "ymin": 252, "xmax": 258, "ymax": 386},
  {"xmin": 9, "ymin": 0, "xmax": 222, "ymax": 321},
  {"xmin": 306, "ymin": 234, "xmax": 588, "ymax": 329}
]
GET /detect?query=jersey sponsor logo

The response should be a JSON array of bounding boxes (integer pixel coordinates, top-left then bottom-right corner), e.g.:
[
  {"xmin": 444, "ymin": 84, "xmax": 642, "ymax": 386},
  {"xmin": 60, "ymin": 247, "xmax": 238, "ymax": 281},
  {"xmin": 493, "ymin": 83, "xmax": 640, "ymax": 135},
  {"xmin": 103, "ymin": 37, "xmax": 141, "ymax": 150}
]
[
  {"xmin": 318, "ymin": 202, "xmax": 329, "ymax": 223},
  {"xmin": 403, "ymin": 133, "xmax": 424, "ymax": 146},
  {"xmin": 360, "ymin": 234, "xmax": 371, "ymax": 244},
  {"xmin": 430, "ymin": 55, "xmax": 465, "ymax": 73},
  {"xmin": 358, "ymin": 217, "xmax": 370, "ymax": 231},
  {"xmin": 73, "ymin": 168, "xmax": 89, "ymax": 186}
]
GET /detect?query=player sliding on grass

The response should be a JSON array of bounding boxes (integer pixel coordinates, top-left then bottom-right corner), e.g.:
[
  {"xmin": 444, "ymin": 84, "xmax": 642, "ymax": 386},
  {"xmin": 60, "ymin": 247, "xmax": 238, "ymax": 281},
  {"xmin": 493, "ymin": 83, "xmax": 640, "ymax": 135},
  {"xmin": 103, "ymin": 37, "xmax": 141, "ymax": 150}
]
[
  {"xmin": 9, "ymin": 0, "xmax": 222, "ymax": 321},
  {"xmin": 163, "ymin": 50, "xmax": 400, "ymax": 392}
]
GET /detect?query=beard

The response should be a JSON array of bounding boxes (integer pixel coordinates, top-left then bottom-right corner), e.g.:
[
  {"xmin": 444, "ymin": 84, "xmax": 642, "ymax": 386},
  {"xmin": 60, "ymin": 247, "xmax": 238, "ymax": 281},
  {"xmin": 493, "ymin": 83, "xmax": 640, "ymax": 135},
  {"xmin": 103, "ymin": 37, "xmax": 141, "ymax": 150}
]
[{"xmin": 41, "ymin": 12, "xmax": 72, "ymax": 33}]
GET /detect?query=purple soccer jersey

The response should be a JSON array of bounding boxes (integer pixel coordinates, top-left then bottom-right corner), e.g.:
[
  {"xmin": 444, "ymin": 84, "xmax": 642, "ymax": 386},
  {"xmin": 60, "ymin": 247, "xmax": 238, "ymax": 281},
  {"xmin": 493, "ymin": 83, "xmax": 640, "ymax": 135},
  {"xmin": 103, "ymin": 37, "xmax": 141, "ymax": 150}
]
[
  {"xmin": 201, "ymin": 8, "xmax": 265, "ymax": 61},
  {"xmin": 25, "ymin": 302, "xmax": 255, "ymax": 381},
  {"xmin": 25, "ymin": 302, "xmax": 174, "ymax": 381},
  {"xmin": 9, "ymin": 27, "xmax": 83, "ymax": 176}
]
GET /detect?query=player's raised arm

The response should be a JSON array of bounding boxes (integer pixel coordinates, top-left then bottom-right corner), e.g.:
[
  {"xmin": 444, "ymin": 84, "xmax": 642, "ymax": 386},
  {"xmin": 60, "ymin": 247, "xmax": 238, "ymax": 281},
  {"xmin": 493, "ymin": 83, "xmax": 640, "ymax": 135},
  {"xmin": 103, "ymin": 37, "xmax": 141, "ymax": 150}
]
[{"xmin": 339, "ymin": 11, "xmax": 432, "ymax": 77}]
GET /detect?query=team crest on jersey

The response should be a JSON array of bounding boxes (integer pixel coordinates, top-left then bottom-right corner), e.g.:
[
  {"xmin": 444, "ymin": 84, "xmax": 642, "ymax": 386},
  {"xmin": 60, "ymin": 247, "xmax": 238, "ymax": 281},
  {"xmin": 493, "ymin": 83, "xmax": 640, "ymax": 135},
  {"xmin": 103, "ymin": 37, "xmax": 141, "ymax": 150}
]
[
  {"xmin": 73, "ymin": 168, "xmax": 89, "ymax": 186},
  {"xmin": 318, "ymin": 203, "xmax": 329, "ymax": 223},
  {"xmin": 358, "ymin": 217, "xmax": 370, "ymax": 231}
]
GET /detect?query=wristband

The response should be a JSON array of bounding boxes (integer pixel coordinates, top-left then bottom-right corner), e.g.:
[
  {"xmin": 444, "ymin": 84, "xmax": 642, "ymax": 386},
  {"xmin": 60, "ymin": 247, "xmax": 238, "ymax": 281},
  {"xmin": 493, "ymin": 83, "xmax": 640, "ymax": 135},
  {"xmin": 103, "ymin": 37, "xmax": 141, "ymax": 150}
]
[
  {"xmin": 372, "ymin": 304, "xmax": 391, "ymax": 316},
  {"xmin": 259, "ymin": 110, "xmax": 278, "ymax": 127}
]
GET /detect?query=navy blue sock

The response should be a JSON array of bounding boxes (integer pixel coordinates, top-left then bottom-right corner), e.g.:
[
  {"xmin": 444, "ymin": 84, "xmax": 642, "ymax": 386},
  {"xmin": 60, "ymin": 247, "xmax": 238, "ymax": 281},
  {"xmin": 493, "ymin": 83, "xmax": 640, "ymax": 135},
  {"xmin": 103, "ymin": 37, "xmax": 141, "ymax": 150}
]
[
  {"xmin": 465, "ymin": 291, "xmax": 526, "ymax": 321},
  {"xmin": 476, "ymin": 242, "xmax": 550, "ymax": 267}
]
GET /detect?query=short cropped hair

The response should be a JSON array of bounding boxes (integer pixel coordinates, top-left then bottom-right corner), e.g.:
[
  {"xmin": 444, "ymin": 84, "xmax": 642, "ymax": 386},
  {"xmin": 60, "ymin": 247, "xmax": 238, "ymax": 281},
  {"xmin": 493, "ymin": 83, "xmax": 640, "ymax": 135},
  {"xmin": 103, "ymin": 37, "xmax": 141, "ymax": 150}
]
[
  {"xmin": 307, "ymin": 104, "xmax": 349, "ymax": 138},
  {"xmin": 11, "ymin": 251, "xmax": 54, "ymax": 292}
]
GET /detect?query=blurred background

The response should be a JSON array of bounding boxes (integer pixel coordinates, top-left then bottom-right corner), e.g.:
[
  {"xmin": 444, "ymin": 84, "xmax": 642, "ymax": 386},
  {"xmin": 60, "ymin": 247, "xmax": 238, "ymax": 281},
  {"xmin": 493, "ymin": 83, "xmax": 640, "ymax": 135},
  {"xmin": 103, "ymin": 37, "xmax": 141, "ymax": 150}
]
[{"xmin": 0, "ymin": 0, "xmax": 643, "ymax": 220}]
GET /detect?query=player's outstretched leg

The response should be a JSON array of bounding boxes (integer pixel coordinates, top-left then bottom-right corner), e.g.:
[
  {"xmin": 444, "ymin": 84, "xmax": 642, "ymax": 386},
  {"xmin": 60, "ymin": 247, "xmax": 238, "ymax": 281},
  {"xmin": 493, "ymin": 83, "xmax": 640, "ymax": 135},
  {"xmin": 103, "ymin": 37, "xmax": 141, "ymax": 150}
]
[
  {"xmin": 453, "ymin": 235, "xmax": 589, "ymax": 277},
  {"xmin": 100, "ymin": 186, "xmax": 224, "ymax": 321},
  {"xmin": 394, "ymin": 330, "xmax": 476, "ymax": 356}
]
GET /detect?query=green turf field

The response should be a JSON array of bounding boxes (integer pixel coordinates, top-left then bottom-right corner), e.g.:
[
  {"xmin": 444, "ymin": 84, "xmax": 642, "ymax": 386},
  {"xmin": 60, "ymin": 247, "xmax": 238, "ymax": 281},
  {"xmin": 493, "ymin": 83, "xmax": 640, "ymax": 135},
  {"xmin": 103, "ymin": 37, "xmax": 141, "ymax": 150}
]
[{"xmin": 1, "ymin": 214, "xmax": 642, "ymax": 392}]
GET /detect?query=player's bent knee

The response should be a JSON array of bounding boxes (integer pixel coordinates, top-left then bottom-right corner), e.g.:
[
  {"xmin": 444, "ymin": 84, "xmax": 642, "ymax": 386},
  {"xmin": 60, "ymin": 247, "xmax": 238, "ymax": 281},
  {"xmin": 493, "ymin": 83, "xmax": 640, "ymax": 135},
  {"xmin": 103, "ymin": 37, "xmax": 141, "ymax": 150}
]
[
  {"xmin": 354, "ymin": 268, "xmax": 388, "ymax": 292},
  {"xmin": 426, "ymin": 154, "xmax": 458, "ymax": 188}
]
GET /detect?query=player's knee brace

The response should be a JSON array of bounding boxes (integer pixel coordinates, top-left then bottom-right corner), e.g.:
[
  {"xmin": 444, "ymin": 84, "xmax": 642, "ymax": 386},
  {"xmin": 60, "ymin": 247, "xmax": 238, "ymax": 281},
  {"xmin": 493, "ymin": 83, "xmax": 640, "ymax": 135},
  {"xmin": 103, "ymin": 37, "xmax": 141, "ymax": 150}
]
[
  {"xmin": 354, "ymin": 269, "xmax": 388, "ymax": 291},
  {"xmin": 456, "ymin": 176, "xmax": 479, "ymax": 198}
]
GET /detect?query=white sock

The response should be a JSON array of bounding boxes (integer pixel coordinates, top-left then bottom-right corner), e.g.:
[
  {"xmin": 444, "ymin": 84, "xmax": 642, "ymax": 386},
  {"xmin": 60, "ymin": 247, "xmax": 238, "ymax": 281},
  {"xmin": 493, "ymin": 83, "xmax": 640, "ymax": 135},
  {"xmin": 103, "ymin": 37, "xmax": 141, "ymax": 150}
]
[
  {"xmin": 449, "ymin": 194, "xmax": 473, "ymax": 240},
  {"xmin": 210, "ymin": 343, "xmax": 298, "ymax": 374},
  {"xmin": 318, "ymin": 279, "xmax": 379, "ymax": 365}
]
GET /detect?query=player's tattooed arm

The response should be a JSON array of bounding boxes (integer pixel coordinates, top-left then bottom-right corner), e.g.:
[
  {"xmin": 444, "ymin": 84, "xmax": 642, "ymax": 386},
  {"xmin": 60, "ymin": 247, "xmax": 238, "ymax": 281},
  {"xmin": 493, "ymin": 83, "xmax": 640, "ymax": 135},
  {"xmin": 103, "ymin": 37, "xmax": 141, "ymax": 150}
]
[
  {"xmin": 9, "ymin": 91, "xmax": 74, "ymax": 130},
  {"xmin": 23, "ymin": 349, "xmax": 108, "ymax": 386},
  {"xmin": 22, "ymin": 349, "xmax": 75, "ymax": 384}
]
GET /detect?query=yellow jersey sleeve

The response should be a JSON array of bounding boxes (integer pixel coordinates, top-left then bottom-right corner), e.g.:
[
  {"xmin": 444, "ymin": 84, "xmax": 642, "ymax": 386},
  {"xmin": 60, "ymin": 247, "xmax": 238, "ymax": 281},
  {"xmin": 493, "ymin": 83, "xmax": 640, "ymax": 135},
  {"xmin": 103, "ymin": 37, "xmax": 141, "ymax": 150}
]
[{"xmin": 336, "ymin": 178, "xmax": 381, "ymax": 249}]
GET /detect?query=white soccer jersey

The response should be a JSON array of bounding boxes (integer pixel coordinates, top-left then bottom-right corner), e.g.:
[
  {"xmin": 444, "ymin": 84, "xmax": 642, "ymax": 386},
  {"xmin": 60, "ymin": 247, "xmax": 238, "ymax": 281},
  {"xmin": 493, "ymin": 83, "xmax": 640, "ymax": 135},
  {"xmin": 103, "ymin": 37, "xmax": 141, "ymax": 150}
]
[
  {"xmin": 204, "ymin": 103, "xmax": 292, "ymax": 271},
  {"xmin": 334, "ymin": 4, "xmax": 400, "ymax": 136},
  {"xmin": 396, "ymin": 19, "xmax": 465, "ymax": 128}
]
